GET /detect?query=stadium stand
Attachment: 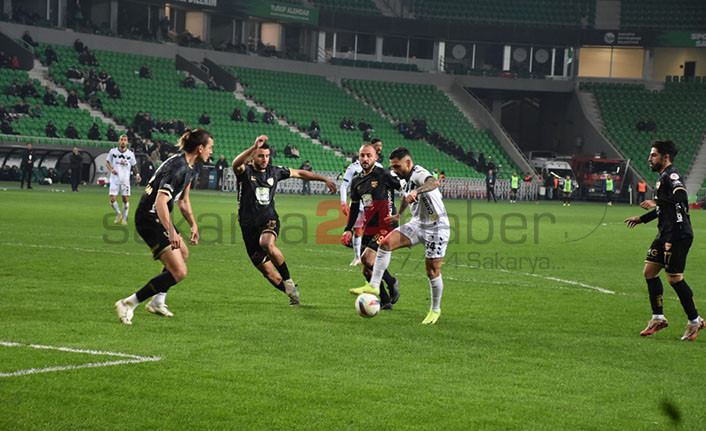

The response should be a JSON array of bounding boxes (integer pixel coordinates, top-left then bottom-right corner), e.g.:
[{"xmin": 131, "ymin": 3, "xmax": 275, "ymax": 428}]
[
  {"xmin": 621, "ymin": 0, "xmax": 706, "ymax": 29},
  {"xmin": 581, "ymin": 80, "xmax": 706, "ymax": 184},
  {"xmin": 402, "ymin": 0, "xmax": 592, "ymax": 27},
  {"xmin": 344, "ymin": 79, "xmax": 519, "ymax": 178},
  {"xmin": 330, "ymin": 58, "xmax": 419, "ymax": 72},
  {"xmin": 310, "ymin": 0, "xmax": 381, "ymax": 15},
  {"xmin": 229, "ymin": 66, "xmax": 480, "ymax": 177}
]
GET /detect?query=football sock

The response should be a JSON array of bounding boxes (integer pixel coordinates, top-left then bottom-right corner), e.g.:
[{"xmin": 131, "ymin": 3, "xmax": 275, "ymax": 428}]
[
  {"xmin": 689, "ymin": 317, "xmax": 701, "ymax": 325},
  {"xmin": 382, "ymin": 270, "xmax": 396, "ymax": 288},
  {"xmin": 379, "ymin": 283, "xmax": 391, "ymax": 305},
  {"xmin": 670, "ymin": 279, "xmax": 699, "ymax": 321},
  {"xmin": 275, "ymin": 262, "xmax": 291, "ymax": 281},
  {"xmin": 151, "ymin": 292, "xmax": 166, "ymax": 307},
  {"xmin": 122, "ymin": 202, "xmax": 129, "ymax": 221},
  {"xmin": 274, "ymin": 281, "xmax": 286, "ymax": 293},
  {"xmin": 353, "ymin": 235, "xmax": 362, "ymax": 259},
  {"xmin": 111, "ymin": 201, "xmax": 121, "ymax": 215},
  {"xmin": 652, "ymin": 314, "xmax": 665, "ymax": 320},
  {"xmin": 646, "ymin": 277, "xmax": 664, "ymax": 315},
  {"xmin": 135, "ymin": 271, "xmax": 177, "ymax": 302},
  {"xmin": 123, "ymin": 294, "xmax": 139, "ymax": 310},
  {"xmin": 429, "ymin": 275, "xmax": 444, "ymax": 313},
  {"xmin": 370, "ymin": 248, "xmax": 391, "ymax": 289}
]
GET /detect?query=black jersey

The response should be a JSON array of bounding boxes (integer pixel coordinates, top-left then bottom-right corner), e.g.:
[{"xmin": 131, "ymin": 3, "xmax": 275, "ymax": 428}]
[
  {"xmin": 641, "ymin": 164, "xmax": 693, "ymax": 241},
  {"xmin": 347, "ymin": 166, "xmax": 400, "ymax": 232},
  {"xmin": 137, "ymin": 153, "xmax": 194, "ymax": 216},
  {"xmin": 236, "ymin": 163, "xmax": 290, "ymax": 226}
]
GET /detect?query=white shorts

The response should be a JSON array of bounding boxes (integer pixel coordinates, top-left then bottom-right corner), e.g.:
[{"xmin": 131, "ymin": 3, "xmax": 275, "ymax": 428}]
[
  {"xmin": 109, "ymin": 182, "xmax": 131, "ymax": 196},
  {"xmin": 397, "ymin": 218, "xmax": 450, "ymax": 259}
]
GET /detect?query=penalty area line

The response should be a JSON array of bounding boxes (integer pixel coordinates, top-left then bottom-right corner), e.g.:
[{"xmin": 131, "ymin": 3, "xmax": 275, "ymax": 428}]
[{"xmin": 0, "ymin": 340, "xmax": 162, "ymax": 378}]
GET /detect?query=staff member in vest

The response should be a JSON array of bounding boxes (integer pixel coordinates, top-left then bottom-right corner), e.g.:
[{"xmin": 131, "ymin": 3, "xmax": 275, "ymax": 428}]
[
  {"xmin": 562, "ymin": 175, "xmax": 577, "ymax": 206},
  {"xmin": 637, "ymin": 180, "xmax": 647, "ymax": 204},
  {"xmin": 604, "ymin": 176, "xmax": 615, "ymax": 206},
  {"xmin": 486, "ymin": 168, "xmax": 497, "ymax": 203},
  {"xmin": 510, "ymin": 172, "xmax": 519, "ymax": 204},
  {"xmin": 20, "ymin": 143, "xmax": 35, "ymax": 189}
]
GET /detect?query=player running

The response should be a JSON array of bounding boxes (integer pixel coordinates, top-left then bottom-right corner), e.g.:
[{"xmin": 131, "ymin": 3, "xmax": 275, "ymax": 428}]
[
  {"xmin": 106, "ymin": 134, "xmax": 141, "ymax": 224},
  {"xmin": 350, "ymin": 147, "xmax": 449, "ymax": 324},
  {"xmin": 114, "ymin": 129, "xmax": 213, "ymax": 324},
  {"xmin": 340, "ymin": 138, "xmax": 384, "ymax": 266},
  {"xmin": 233, "ymin": 135, "xmax": 337, "ymax": 306},
  {"xmin": 624, "ymin": 140, "xmax": 703, "ymax": 341},
  {"xmin": 342, "ymin": 143, "xmax": 400, "ymax": 309}
]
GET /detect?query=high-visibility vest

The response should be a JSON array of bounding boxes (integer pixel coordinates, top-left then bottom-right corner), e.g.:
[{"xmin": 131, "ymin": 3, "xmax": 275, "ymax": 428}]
[
  {"xmin": 511, "ymin": 175, "xmax": 519, "ymax": 189},
  {"xmin": 605, "ymin": 178, "xmax": 614, "ymax": 192},
  {"xmin": 563, "ymin": 179, "xmax": 572, "ymax": 193},
  {"xmin": 637, "ymin": 182, "xmax": 646, "ymax": 193},
  {"xmin": 433, "ymin": 171, "xmax": 439, "ymax": 179}
]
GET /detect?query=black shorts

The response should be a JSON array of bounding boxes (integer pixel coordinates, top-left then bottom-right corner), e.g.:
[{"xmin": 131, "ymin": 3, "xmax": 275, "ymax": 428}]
[
  {"xmin": 241, "ymin": 219, "xmax": 280, "ymax": 266},
  {"xmin": 362, "ymin": 233, "xmax": 384, "ymax": 253},
  {"xmin": 645, "ymin": 237, "xmax": 692, "ymax": 275},
  {"xmin": 135, "ymin": 212, "xmax": 179, "ymax": 260}
]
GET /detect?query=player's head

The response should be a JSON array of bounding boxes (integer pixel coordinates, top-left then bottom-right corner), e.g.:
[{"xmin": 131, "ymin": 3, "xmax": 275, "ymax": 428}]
[
  {"xmin": 389, "ymin": 147, "xmax": 413, "ymax": 178},
  {"xmin": 26, "ymin": 143, "xmax": 32, "ymax": 150},
  {"xmin": 72, "ymin": 146, "xmax": 78, "ymax": 154},
  {"xmin": 358, "ymin": 143, "xmax": 376, "ymax": 171},
  {"xmin": 371, "ymin": 138, "xmax": 382, "ymax": 155},
  {"xmin": 650, "ymin": 140, "xmax": 678, "ymax": 172},
  {"xmin": 253, "ymin": 142, "xmax": 271, "ymax": 171},
  {"xmin": 118, "ymin": 134, "xmax": 128, "ymax": 150},
  {"xmin": 179, "ymin": 128, "xmax": 213, "ymax": 163}
]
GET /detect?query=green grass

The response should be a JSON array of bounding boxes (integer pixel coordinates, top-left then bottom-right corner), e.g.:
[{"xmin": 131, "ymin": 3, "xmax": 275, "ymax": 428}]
[{"xmin": 1, "ymin": 182, "xmax": 705, "ymax": 429}]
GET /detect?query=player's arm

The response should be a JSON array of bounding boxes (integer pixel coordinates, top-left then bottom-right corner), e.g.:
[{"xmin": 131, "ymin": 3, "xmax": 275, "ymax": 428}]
[
  {"xmin": 341, "ymin": 200, "xmax": 361, "ymax": 245},
  {"xmin": 290, "ymin": 169, "xmax": 337, "ymax": 193},
  {"xmin": 131, "ymin": 159, "xmax": 141, "ymax": 183},
  {"xmin": 386, "ymin": 198, "xmax": 407, "ymax": 224},
  {"xmin": 339, "ymin": 167, "xmax": 354, "ymax": 216},
  {"xmin": 106, "ymin": 155, "xmax": 117, "ymax": 175},
  {"xmin": 177, "ymin": 184, "xmax": 199, "ymax": 245},
  {"xmin": 655, "ymin": 188, "xmax": 688, "ymax": 205},
  {"xmin": 155, "ymin": 191, "xmax": 181, "ymax": 249},
  {"xmin": 232, "ymin": 134, "xmax": 267, "ymax": 175},
  {"xmin": 406, "ymin": 176, "xmax": 440, "ymax": 204}
]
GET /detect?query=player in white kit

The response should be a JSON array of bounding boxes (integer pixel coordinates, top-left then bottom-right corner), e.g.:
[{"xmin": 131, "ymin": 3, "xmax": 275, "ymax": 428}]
[
  {"xmin": 340, "ymin": 139, "xmax": 384, "ymax": 266},
  {"xmin": 106, "ymin": 134, "xmax": 141, "ymax": 225},
  {"xmin": 350, "ymin": 147, "xmax": 449, "ymax": 325}
]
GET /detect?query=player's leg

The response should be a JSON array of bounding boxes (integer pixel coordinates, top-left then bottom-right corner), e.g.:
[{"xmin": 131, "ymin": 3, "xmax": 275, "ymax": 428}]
[
  {"xmin": 109, "ymin": 186, "xmax": 121, "ymax": 223},
  {"xmin": 360, "ymin": 240, "xmax": 395, "ymax": 308},
  {"xmin": 259, "ymin": 228, "xmax": 299, "ymax": 305},
  {"xmin": 422, "ymin": 257, "xmax": 444, "ymax": 325},
  {"xmin": 664, "ymin": 239, "xmax": 704, "ymax": 340},
  {"xmin": 121, "ymin": 193, "xmax": 130, "ymax": 224},
  {"xmin": 640, "ymin": 238, "xmax": 669, "ymax": 335},
  {"xmin": 147, "ymin": 242, "xmax": 188, "ymax": 317},
  {"xmin": 351, "ymin": 227, "xmax": 413, "ymax": 295}
]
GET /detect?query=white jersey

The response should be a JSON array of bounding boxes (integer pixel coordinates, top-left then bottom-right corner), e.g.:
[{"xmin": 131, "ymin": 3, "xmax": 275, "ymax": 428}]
[
  {"xmin": 107, "ymin": 148, "xmax": 137, "ymax": 185},
  {"xmin": 340, "ymin": 159, "xmax": 383, "ymax": 204},
  {"xmin": 403, "ymin": 165, "xmax": 447, "ymax": 225}
]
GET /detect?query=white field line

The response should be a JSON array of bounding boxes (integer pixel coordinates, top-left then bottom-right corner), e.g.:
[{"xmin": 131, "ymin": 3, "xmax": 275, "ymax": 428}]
[{"xmin": 0, "ymin": 340, "xmax": 162, "ymax": 378}]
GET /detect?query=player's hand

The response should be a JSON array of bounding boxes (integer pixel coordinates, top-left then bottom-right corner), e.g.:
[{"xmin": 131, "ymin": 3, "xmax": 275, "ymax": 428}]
[
  {"xmin": 169, "ymin": 229, "xmax": 182, "ymax": 250},
  {"xmin": 254, "ymin": 135, "xmax": 268, "ymax": 148},
  {"xmin": 341, "ymin": 230, "xmax": 352, "ymax": 246},
  {"xmin": 384, "ymin": 214, "xmax": 400, "ymax": 224},
  {"xmin": 325, "ymin": 179, "xmax": 337, "ymax": 194},
  {"xmin": 405, "ymin": 190, "xmax": 418, "ymax": 204},
  {"xmin": 189, "ymin": 225, "xmax": 199, "ymax": 245},
  {"xmin": 624, "ymin": 216, "xmax": 641, "ymax": 229},
  {"xmin": 640, "ymin": 200, "xmax": 657, "ymax": 210},
  {"xmin": 111, "ymin": 169, "xmax": 118, "ymax": 175},
  {"xmin": 341, "ymin": 202, "xmax": 350, "ymax": 217},
  {"xmin": 136, "ymin": 174, "xmax": 141, "ymax": 183}
]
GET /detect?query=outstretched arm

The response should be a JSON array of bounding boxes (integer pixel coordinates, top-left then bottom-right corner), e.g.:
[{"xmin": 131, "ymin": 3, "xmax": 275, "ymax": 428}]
[
  {"xmin": 290, "ymin": 169, "xmax": 337, "ymax": 193},
  {"xmin": 406, "ymin": 177, "xmax": 440, "ymax": 204},
  {"xmin": 232, "ymin": 134, "xmax": 267, "ymax": 174}
]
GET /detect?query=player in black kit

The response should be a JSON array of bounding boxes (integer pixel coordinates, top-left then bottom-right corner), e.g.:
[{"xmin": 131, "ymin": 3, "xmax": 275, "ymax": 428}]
[
  {"xmin": 114, "ymin": 129, "xmax": 214, "ymax": 324},
  {"xmin": 233, "ymin": 135, "xmax": 337, "ymax": 306},
  {"xmin": 341, "ymin": 143, "xmax": 401, "ymax": 309},
  {"xmin": 624, "ymin": 140, "xmax": 703, "ymax": 341}
]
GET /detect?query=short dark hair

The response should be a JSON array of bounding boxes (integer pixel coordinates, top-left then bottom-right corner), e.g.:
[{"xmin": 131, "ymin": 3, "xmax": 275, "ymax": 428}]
[
  {"xmin": 259, "ymin": 142, "xmax": 270, "ymax": 150},
  {"xmin": 651, "ymin": 140, "xmax": 678, "ymax": 161},
  {"xmin": 371, "ymin": 138, "xmax": 381, "ymax": 145},
  {"xmin": 178, "ymin": 128, "xmax": 212, "ymax": 153},
  {"xmin": 389, "ymin": 147, "xmax": 411, "ymax": 160}
]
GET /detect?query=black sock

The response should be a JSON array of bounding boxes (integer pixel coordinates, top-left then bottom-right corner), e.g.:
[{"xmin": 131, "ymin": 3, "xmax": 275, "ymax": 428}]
[
  {"xmin": 671, "ymin": 279, "xmax": 699, "ymax": 321},
  {"xmin": 274, "ymin": 281, "xmax": 286, "ymax": 293},
  {"xmin": 382, "ymin": 270, "xmax": 396, "ymax": 288},
  {"xmin": 646, "ymin": 277, "xmax": 664, "ymax": 315},
  {"xmin": 379, "ymin": 283, "xmax": 391, "ymax": 304},
  {"xmin": 276, "ymin": 262, "xmax": 291, "ymax": 281},
  {"xmin": 135, "ymin": 271, "xmax": 177, "ymax": 302}
]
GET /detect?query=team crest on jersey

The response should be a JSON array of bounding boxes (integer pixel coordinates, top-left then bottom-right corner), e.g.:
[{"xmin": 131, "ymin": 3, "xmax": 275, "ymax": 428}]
[
  {"xmin": 669, "ymin": 173, "xmax": 679, "ymax": 180},
  {"xmin": 665, "ymin": 243, "xmax": 672, "ymax": 251},
  {"xmin": 267, "ymin": 178, "xmax": 274, "ymax": 186},
  {"xmin": 655, "ymin": 181, "xmax": 661, "ymax": 190},
  {"xmin": 251, "ymin": 176, "xmax": 257, "ymax": 181},
  {"xmin": 371, "ymin": 181, "xmax": 378, "ymax": 188}
]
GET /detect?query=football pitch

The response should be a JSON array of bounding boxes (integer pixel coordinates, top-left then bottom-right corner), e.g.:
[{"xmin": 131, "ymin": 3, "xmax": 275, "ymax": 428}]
[{"xmin": 1, "ymin": 183, "xmax": 704, "ymax": 430}]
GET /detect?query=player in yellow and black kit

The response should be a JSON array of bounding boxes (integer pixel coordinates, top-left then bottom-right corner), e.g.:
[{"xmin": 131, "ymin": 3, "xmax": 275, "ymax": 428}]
[
  {"xmin": 342, "ymin": 143, "xmax": 401, "ymax": 309},
  {"xmin": 625, "ymin": 140, "xmax": 703, "ymax": 341},
  {"xmin": 233, "ymin": 135, "xmax": 337, "ymax": 306}
]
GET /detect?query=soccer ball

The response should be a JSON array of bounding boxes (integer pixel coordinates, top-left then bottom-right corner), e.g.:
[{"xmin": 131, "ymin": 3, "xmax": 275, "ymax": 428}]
[{"xmin": 355, "ymin": 293, "xmax": 380, "ymax": 318}]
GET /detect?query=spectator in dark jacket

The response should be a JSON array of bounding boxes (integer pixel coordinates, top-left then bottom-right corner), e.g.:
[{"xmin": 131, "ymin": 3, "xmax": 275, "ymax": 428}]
[
  {"xmin": 43, "ymin": 90, "xmax": 58, "ymax": 106},
  {"xmin": 198, "ymin": 112, "xmax": 211, "ymax": 125},
  {"xmin": 87, "ymin": 123, "xmax": 101, "ymax": 140},
  {"xmin": 231, "ymin": 108, "xmax": 242, "ymax": 122},
  {"xmin": 65, "ymin": 122, "xmax": 80, "ymax": 139},
  {"xmin": 46, "ymin": 121, "xmax": 58, "ymax": 137},
  {"xmin": 65, "ymin": 91, "xmax": 79, "ymax": 108}
]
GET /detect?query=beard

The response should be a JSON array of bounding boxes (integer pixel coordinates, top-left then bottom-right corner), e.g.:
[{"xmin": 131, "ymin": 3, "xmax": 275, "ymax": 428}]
[{"xmin": 650, "ymin": 161, "xmax": 663, "ymax": 172}]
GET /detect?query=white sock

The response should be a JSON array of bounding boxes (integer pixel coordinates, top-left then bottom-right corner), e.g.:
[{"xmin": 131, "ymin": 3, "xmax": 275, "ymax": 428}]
[
  {"xmin": 122, "ymin": 202, "xmax": 129, "ymax": 221},
  {"xmin": 429, "ymin": 275, "xmax": 444, "ymax": 313},
  {"xmin": 353, "ymin": 235, "xmax": 362, "ymax": 259},
  {"xmin": 370, "ymin": 248, "xmax": 391, "ymax": 288},
  {"xmin": 151, "ymin": 292, "xmax": 166, "ymax": 307},
  {"xmin": 111, "ymin": 201, "xmax": 121, "ymax": 216},
  {"xmin": 124, "ymin": 294, "xmax": 140, "ymax": 309},
  {"xmin": 653, "ymin": 314, "xmax": 665, "ymax": 320}
]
